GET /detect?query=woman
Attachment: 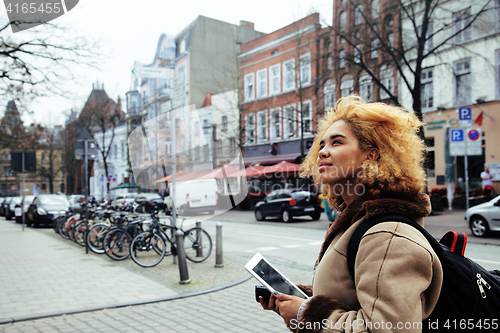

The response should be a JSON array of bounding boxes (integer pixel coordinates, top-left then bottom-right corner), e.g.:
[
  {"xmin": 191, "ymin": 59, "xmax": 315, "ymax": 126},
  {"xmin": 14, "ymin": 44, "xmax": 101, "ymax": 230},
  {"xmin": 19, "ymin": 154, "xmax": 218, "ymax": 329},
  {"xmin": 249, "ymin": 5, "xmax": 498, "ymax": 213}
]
[{"xmin": 260, "ymin": 96, "xmax": 443, "ymax": 332}]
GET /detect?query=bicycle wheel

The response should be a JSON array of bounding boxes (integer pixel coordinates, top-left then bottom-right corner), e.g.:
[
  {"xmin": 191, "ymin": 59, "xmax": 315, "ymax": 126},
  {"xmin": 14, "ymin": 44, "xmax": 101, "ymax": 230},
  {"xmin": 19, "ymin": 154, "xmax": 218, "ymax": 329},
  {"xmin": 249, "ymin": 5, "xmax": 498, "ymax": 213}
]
[
  {"xmin": 130, "ymin": 231, "xmax": 167, "ymax": 267},
  {"xmin": 87, "ymin": 223, "xmax": 110, "ymax": 254},
  {"xmin": 73, "ymin": 221, "xmax": 87, "ymax": 247},
  {"xmin": 183, "ymin": 227, "xmax": 212, "ymax": 263},
  {"xmin": 104, "ymin": 228, "xmax": 131, "ymax": 261}
]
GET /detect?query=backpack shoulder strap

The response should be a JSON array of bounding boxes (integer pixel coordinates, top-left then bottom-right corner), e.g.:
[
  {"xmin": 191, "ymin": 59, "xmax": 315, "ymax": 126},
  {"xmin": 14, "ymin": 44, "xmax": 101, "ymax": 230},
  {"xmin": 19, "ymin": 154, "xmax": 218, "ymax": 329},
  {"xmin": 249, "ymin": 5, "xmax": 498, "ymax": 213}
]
[{"xmin": 347, "ymin": 214, "xmax": 443, "ymax": 281}]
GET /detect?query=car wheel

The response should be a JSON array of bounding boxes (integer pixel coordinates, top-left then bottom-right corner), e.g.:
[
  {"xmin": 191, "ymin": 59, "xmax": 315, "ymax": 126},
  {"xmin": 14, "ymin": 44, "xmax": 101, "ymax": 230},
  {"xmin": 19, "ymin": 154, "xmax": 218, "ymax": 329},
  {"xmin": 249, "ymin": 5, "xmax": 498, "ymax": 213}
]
[
  {"xmin": 281, "ymin": 209, "xmax": 292, "ymax": 223},
  {"xmin": 470, "ymin": 216, "xmax": 489, "ymax": 237},
  {"xmin": 255, "ymin": 209, "xmax": 265, "ymax": 221},
  {"xmin": 311, "ymin": 213, "xmax": 321, "ymax": 221}
]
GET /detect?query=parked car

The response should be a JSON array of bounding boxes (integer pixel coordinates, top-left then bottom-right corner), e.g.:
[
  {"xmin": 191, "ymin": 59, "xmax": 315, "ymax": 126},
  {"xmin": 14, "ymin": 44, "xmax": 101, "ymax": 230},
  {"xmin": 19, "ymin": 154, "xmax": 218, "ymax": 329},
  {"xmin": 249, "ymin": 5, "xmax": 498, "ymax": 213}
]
[
  {"xmin": 164, "ymin": 179, "xmax": 218, "ymax": 215},
  {"xmin": 135, "ymin": 193, "xmax": 166, "ymax": 213},
  {"xmin": 0, "ymin": 197, "xmax": 11, "ymax": 217},
  {"xmin": 465, "ymin": 194, "xmax": 500, "ymax": 237},
  {"xmin": 111, "ymin": 194, "xmax": 138, "ymax": 209},
  {"xmin": 254, "ymin": 189, "xmax": 322, "ymax": 222},
  {"xmin": 0, "ymin": 198, "xmax": 5, "ymax": 216},
  {"xmin": 6, "ymin": 196, "xmax": 23, "ymax": 220},
  {"xmin": 14, "ymin": 195, "xmax": 35, "ymax": 223},
  {"xmin": 26, "ymin": 194, "xmax": 70, "ymax": 227},
  {"xmin": 67, "ymin": 194, "xmax": 96, "ymax": 210}
]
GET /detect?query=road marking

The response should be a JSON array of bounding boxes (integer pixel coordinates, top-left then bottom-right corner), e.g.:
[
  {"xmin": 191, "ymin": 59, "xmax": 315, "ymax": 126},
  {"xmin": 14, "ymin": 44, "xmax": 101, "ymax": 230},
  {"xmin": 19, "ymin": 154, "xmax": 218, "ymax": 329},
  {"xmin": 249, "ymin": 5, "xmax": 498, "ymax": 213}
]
[
  {"xmin": 256, "ymin": 247, "xmax": 281, "ymax": 251},
  {"xmin": 237, "ymin": 231, "xmax": 317, "ymax": 242},
  {"xmin": 471, "ymin": 258, "xmax": 500, "ymax": 265}
]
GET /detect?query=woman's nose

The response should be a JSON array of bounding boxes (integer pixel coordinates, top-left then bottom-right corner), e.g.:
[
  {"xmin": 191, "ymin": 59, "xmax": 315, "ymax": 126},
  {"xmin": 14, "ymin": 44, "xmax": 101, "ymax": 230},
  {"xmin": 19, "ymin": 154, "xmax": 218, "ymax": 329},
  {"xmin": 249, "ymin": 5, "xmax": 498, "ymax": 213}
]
[{"xmin": 319, "ymin": 148, "xmax": 329, "ymax": 158}]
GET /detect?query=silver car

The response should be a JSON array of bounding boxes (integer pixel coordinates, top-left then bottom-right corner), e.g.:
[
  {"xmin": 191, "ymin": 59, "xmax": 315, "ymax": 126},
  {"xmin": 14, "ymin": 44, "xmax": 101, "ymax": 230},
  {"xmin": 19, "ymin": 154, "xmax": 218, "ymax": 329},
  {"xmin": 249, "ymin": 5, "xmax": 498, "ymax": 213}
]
[{"xmin": 465, "ymin": 195, "xmax": 500, "ymax": 237}]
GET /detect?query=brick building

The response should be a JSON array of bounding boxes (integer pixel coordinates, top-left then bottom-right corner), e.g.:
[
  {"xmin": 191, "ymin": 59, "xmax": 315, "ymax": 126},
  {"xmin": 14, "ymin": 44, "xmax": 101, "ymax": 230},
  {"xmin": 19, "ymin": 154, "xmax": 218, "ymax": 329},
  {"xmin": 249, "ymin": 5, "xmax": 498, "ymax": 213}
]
[{"xmin": 239, "ymin": 13, "xmax": 324, "ymax": 166}]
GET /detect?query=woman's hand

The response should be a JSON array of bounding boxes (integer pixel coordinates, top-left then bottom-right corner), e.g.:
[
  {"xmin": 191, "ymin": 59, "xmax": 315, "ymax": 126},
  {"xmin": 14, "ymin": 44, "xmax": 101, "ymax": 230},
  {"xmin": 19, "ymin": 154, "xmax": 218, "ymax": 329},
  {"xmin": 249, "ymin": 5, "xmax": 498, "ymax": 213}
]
[{"xmin": 260, "ymin": 291, "xmax": 306, "ymax": 326}]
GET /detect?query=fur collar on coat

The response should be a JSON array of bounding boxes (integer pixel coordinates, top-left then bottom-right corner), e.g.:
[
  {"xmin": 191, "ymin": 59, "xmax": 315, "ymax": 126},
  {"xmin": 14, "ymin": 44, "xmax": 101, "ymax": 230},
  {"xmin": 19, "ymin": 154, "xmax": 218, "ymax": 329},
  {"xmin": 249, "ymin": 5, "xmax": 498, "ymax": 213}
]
[{"xmin": 316, "ymin": 193, "xmax": 432, "ymax": 265}]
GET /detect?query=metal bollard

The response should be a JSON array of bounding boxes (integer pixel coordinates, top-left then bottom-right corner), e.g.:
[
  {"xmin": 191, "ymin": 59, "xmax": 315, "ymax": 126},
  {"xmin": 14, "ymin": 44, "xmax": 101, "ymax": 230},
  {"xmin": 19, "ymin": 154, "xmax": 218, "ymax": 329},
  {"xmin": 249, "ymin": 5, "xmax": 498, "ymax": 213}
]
[
  {"xmin": 196, "ymin": 220, "xmax": 203, "ymax": 257},
  {"xmin": 215, "ymin": 223, "xmax": 223, "ymax": 267},
  {"xmin": 175, "ymin": 230, "xmax": 190, "ymax": 284}
]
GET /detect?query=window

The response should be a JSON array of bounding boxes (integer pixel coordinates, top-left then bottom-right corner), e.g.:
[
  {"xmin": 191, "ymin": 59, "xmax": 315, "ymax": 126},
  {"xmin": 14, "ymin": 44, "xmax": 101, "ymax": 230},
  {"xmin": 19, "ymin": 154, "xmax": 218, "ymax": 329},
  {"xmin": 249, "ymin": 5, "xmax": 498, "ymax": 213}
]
[
  {"xmin": 371, "ymin": 39, "xmax": 379, "ymax": 59},
  {"xmin": 203, "ymin": 119, "xmax": 209, "ymax": 134},
  {"xmin": 216, "ymin": 140, "xmax": 222, "ymax": 156},
  {"xmin": 257, "ymin": 110, "xmax": 268, "ymax": 142},
  {"xmin": 3, "ymin": 167, "xmax": 11, "ymax": 177},
  {"xmin": 324, "ymin": 80, "xmax": 336, "ymax": 108},
  {"xmin": 419, "ymin": 22, "xmax": 434, "ymax": 54},
  {"xmin": 339, "ymin": 50, "xmax": 346, "ymax": 68},
  {"xmin": 229, "ymin": 138, "xmax": 236, "ymax": 155},
  {"xmin": 244, "ymin": 73, "xmax": 255, "ymax": 101},
  {"xmin": 354, "ymin": 44, "xmax": 363, "ymax": 64},
  {"xmin": 359, "ymin": 73, "xmax": 373, "ymax": 102},
  {"xmin": 340, "ymin": 75, "xmax": 354, "ymax": 97},
  {"xmin": 496, "ymin": 49, "xmax": 500, "ymax": 99},
  {"xmin": 269, "ymin": 64, "xmax": 281, "ymax": 95},
  {"xmin": 299, "ymin": 53, "xmax": 311, "ymax": 85},
  {"xmin": 340, "ymin": 12, "xmax": 347, "ymax": 31},
  {"xmin": 372, "ymin": 0, "xmax": 379, "ymax": 19},
  {"xmin": 283, "ymin": 59, "xmax": 295, "ymax": 91},
  {"xmin": 270, "ymin": 108, "xmax": 282, "ymax": 140},
  {"xmin": 379, "ymin": 68, "xmax": 394, "ymax": 99},
  {"xmin": 355, "ymin": 5, "xmax": 364, "ymax": 25},
  {"xmin": 388, "ymin": 33, "xmax": 394, "ymax": 47},
  {"xmin": 166, "ymin": 138, "xmax": 172, "ymax": 155},
  {"xmin": 114, "ymin": 145, "xmax": 117, "ymax": 159},
  {"xmin": 222, "ymin": 116, "xmax": 228, "ymax": 131},
  {"xmin": 245, "ymin": 114, "xmax": 255, "ymax": 143},
  {"xmin": 426, "ymin": 138, "xmax": 435, "ymax": 178},
  {"xmin": 421, "ymin": 68, "xmax": 434, "ymax": 111},
  {"xmin": 327, "ymin": 57, "xmax": 333, "ymax": 70},
  {"xmin": 256, "ymin": 69, "xmax": 267, "ymax": 98},
  {"xmin": 41, "ymin": 152, "xmax": 46, "ymax": 162},
  {"xmin": 2, "ymin": 152, "xmax": 7, "ymax": 161},
  {"xmin": 122, "ymin": 142, "xmax": 125, "ymax": 158},
  {"xmin": 454, "ymin": 58, "xmax": 471, "ymax": 106},
  {"xmin": 453, "ymin": 8, "xmax": 471, "ymax": 44},
  {"xmin": 284, "ymin": 105, "xmax": 296, "ymax": 138},
  {"xmin": 299, "ymin": 101, "xmax": 312, "ymax": 134}
]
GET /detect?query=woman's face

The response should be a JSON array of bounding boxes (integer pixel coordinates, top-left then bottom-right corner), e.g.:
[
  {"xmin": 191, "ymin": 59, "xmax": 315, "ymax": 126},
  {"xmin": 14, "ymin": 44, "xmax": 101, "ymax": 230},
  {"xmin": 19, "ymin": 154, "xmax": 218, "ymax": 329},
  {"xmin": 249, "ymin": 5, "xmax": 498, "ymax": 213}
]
[{"xmin": 317, "ymin": 120, "xmax": 368, "ymax": 188}]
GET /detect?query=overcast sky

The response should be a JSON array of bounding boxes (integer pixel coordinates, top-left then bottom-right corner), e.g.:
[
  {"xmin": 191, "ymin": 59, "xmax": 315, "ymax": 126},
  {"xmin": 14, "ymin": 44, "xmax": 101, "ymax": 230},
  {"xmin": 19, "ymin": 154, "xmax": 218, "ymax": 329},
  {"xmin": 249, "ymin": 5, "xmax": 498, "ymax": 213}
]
[{"xmin": 1, "ymin": 0, "xmax": 333, "ymax": 126}]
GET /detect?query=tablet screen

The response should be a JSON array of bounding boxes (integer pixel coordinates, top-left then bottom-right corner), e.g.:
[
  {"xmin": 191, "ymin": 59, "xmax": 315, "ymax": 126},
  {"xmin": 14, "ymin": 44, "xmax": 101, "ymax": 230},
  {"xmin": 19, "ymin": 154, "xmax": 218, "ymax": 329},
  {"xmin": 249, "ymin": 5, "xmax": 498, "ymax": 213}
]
[{"xmin": 252, "ymin": 258, "xmax": 305, "ymax": 298}]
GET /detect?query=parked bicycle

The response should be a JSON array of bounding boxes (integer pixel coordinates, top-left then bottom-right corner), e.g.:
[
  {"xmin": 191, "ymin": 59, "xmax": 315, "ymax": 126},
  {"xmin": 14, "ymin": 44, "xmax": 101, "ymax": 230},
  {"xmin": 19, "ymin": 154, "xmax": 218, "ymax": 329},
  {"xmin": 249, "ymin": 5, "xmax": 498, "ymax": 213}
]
[{"xmin": 129, "ymin": 212, "xmax": 212, "ymax": 268}]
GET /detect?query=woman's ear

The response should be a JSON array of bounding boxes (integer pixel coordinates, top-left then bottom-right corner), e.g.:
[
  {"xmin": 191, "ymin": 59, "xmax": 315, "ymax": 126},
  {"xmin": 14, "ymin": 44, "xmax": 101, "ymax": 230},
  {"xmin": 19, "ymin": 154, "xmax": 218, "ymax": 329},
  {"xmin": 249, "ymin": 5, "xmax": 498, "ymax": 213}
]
[{"xmin": 366, "ymin": 148, "xmax": 380, "ymax": 162}]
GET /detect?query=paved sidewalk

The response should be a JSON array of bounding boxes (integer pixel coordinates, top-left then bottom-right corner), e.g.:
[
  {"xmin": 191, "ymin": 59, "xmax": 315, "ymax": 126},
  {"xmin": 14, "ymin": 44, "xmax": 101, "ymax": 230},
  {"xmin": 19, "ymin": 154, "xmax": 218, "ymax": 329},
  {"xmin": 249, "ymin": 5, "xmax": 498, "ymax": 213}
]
[{"xmin": 0, "ymin": 218, "xmax": 250, "ymax": 326}]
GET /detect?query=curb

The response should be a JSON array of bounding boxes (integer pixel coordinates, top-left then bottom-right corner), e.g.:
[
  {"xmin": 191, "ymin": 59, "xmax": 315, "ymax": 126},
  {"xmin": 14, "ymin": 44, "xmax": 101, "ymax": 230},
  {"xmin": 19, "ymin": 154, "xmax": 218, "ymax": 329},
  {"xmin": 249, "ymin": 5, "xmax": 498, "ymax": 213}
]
[{"xmin": 0, "ymin": 273, "xmax": 252, "ymax": 326}]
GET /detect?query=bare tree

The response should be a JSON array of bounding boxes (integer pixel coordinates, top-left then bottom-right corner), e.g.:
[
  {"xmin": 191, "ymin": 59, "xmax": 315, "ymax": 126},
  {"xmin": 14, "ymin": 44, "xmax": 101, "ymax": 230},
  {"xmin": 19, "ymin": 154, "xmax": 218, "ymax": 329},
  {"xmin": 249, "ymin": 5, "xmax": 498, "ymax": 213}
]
[
  {"xmin": 325, "ymin": 0, "xmax": 495, "ymax": 121},
  {"xmin": 38, "ymin": 127, "xmax": 64, "ymax": 194}
]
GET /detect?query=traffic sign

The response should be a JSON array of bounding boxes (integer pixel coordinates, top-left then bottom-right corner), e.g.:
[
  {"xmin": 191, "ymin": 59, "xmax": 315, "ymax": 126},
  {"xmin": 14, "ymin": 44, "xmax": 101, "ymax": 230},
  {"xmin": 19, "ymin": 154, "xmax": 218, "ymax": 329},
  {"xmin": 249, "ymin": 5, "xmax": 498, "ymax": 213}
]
[
  {"xmin": 458, "ymin": 107, "xmax": 472, "ymax": 127},
  {"xmin": 449, "ymin": 127, "xmax": 482, "ymax": 156},
  {"xmin": 132, "ymin": 67, "xmax": 170, "ymax": 79}
]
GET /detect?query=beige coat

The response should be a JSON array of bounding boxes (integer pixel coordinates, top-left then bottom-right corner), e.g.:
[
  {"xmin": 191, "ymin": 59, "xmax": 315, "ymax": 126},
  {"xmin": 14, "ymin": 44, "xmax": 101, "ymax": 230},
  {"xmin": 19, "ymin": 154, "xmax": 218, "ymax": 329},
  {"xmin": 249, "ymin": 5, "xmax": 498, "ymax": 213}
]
[{"xmin": 296, "ymin": 194, "xmax": 443, "ymax": 333}]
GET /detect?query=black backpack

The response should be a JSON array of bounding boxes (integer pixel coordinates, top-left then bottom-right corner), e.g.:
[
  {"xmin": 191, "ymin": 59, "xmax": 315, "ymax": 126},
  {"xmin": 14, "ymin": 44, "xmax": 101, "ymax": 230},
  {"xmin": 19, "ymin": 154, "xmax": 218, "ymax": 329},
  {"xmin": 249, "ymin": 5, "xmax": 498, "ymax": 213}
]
[{"xmin": 347, "ymin": 214, "xmax": 500, "ymax": 331}]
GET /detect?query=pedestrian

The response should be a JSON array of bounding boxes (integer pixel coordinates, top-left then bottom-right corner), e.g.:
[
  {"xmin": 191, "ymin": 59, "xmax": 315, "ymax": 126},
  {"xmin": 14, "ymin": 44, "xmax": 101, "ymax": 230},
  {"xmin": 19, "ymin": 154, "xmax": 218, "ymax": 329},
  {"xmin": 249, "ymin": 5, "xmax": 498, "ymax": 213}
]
[
  {"xmin": 481, "ymin": 167, "xmax": 494, "ymax": 197},
  {"xmin": 259, "ymin": 96, "xmax": 442, "ymax": 332}
]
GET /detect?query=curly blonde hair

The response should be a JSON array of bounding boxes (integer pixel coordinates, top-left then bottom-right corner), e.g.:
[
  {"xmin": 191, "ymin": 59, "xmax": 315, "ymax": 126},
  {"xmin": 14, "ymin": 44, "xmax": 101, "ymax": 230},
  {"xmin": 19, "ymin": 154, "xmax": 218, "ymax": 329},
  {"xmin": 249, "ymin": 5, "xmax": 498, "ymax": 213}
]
[{"xmin": 300, "ymin": 95, "xmax": 426, "ymax": 209}]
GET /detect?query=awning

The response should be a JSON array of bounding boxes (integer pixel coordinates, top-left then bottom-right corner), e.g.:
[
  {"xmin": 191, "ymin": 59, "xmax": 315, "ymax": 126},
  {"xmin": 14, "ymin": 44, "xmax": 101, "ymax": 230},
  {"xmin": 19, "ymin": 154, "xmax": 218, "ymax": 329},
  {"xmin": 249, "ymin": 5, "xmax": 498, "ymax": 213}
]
[
  {"xmin": 155, "ymin": 169, "xmax": 213, "ymax": 183},
  {"xmin": 229, "ymin": 165, "xmax": 266, "ymax": 177},
  {"xmin": 262, "ymin": 161, "xmax": 301, "ymax": 174},
  {"xmin": 243, "ymin": 153, "xmax": 301, "ymax": 166}
]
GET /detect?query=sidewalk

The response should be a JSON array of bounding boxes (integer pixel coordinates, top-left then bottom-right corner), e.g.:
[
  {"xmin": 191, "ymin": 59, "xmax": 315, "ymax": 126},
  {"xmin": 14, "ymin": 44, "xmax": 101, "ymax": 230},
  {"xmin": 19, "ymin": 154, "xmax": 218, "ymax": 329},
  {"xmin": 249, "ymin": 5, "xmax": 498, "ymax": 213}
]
[{"xmin": 0, "ymin": 218, "xmax": 250, "ymax": 326}]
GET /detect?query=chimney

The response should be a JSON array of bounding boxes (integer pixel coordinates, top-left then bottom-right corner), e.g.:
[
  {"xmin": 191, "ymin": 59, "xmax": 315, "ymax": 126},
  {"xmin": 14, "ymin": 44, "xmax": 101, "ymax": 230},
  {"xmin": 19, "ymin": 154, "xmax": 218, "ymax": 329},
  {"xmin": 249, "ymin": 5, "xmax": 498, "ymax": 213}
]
[{"xmin": 240, "ymin": 20, "xmax": 254, "ymax": 30}]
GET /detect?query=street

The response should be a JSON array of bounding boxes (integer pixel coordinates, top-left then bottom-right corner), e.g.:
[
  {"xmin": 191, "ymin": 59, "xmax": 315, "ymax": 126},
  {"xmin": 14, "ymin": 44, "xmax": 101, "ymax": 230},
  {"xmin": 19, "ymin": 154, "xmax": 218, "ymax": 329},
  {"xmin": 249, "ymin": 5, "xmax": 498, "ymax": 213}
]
[{"xmin": 1, "ymin": 208, "xmax": 500, "ymax": 332}]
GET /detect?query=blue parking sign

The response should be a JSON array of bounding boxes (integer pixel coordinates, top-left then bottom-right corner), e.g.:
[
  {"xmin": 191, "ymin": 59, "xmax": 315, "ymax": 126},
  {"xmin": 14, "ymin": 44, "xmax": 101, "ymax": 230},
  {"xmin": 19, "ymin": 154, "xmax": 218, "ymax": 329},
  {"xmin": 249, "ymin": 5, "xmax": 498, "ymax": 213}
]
[
  {"xmin": 459, "ymin": 107, "xmax": 472, "ymax": 120},
  {"xmin": 451, "ymin": 129, "xmax": 464, "ymax": 142}
]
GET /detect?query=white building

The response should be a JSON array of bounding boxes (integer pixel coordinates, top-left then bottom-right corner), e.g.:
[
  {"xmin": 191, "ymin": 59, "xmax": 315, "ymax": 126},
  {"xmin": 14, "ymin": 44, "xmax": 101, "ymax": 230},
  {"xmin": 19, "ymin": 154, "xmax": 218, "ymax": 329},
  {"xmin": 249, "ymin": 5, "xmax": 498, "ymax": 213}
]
[{"xmin": 90, "ymin": 123, "xmax": 129, "ymax": 200}]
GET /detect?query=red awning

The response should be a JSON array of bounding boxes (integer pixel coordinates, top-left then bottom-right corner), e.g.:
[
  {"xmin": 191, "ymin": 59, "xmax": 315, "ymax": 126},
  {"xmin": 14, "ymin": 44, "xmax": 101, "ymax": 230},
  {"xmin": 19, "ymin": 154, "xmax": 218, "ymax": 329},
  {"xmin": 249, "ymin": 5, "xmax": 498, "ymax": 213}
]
[
  {"xmin": 262, "ymin": 161, "xmax": 301, "ymax": 174},
  {"xmin": 197, "ymin": 166, "xmax": 242, "ymax": 179},
  {"xmin": 230, "ymin": 165, "xmax": 266, "ymax": 178},
  {"xmin": 154, "ymin": 169, "xmax": 213, "ymax": 183}
]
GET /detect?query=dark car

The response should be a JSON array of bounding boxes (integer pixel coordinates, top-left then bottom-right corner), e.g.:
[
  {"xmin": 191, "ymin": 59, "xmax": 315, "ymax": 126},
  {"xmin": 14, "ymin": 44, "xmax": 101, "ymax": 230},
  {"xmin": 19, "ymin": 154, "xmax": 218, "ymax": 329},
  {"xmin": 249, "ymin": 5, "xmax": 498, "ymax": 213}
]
[
  {"xmin": 0, "ymin": 197, "xmax": 6, "ymax": 216},
  {"xmin": 6, "ymin": 196, "xmax": 23, "ymax": 220},
  {"xmin": 26, "ymin": 194, "xmax": 70, "ymax": 227},
  {"xmin": 135, "ymin": 193, "xmax": 166, "ymax": 213},
  {"xmin": 1, "ymin": 197, "xmax": 12, "ymax": 217},
  {"xmin": 254, "ymin": 189, "xmax": 322, "ymax": 222}
]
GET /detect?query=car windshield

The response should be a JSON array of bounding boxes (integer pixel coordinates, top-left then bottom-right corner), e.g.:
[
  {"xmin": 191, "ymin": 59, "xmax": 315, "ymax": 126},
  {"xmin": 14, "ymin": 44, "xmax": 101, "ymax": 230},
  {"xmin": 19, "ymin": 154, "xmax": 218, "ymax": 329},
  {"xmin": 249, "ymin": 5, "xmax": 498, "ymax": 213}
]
[
  {"xmin": 145, "ymin": 194, "xmax": 161, "ymax": 199},
  {"xmin": 291, "ymin": 191, "xmax": 311, "ymax": 199},
  {"xmin": 10, "ymin": 197, "xmax": 23, "ymax": 204},
  {"xmin": 125, "ymin": 194, "xmax": 137, "ymax": 199},
  {"xmin": 38, "ymin": 196, "xmax": 70, "ymax": 205}
]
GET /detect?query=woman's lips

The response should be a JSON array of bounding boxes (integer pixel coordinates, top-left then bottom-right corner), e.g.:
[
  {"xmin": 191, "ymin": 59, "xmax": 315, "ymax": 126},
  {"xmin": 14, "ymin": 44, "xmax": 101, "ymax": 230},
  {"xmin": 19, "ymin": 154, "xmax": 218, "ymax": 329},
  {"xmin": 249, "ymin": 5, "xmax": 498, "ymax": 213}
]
[{"xmin": 318, "ymin": 163, "xmax": 331, "ymax": 172}]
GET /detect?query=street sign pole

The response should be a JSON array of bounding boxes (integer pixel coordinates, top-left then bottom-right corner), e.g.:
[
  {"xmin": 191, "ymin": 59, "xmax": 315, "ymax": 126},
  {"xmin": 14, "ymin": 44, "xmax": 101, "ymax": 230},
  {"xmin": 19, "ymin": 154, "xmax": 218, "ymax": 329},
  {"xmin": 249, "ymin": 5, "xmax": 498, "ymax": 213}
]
[
  {"xmin": 22, "ymin": 152, "xmax": 25, "ymax": 232},
  {"xmin": 464, "ymin": 132, "xmax": 469, "ymax": 210},
  {"xmin": 84, "ymin": 139, "xmax": 89, "ymax": 254}
]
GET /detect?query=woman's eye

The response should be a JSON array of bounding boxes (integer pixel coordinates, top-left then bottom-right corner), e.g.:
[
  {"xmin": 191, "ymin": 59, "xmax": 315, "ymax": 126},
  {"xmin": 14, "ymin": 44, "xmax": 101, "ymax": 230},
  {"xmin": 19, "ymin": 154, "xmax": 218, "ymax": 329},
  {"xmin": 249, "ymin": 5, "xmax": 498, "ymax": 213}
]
[{"xmin": 319, "ymin": 145, "xmax": 325, "ymax": 150}]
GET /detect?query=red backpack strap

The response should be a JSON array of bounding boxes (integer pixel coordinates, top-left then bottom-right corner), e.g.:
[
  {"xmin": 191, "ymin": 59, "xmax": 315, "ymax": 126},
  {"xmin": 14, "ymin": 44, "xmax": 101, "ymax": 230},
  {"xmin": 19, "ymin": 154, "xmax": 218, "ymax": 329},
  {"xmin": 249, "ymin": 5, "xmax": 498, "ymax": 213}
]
[{"xmin": 439, "ymin": 231, "xmax": 467, "ymax": 256}]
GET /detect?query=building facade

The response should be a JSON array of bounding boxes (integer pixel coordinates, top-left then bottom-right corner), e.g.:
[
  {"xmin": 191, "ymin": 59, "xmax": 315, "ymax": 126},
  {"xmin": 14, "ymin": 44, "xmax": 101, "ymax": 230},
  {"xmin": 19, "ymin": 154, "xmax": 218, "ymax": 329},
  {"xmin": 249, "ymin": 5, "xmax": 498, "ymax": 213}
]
[{"xmin": 239, "ymin": 13, "xmax": 323, "ymax": 166}]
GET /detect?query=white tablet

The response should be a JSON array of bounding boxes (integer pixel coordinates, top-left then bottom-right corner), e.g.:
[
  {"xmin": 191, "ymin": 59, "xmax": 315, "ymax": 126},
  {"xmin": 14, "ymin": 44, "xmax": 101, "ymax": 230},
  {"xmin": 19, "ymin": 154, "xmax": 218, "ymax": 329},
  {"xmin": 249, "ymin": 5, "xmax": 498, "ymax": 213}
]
[{"xmin": 245, "ymin": 253, "xmax": 309, "ymax": 299}]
